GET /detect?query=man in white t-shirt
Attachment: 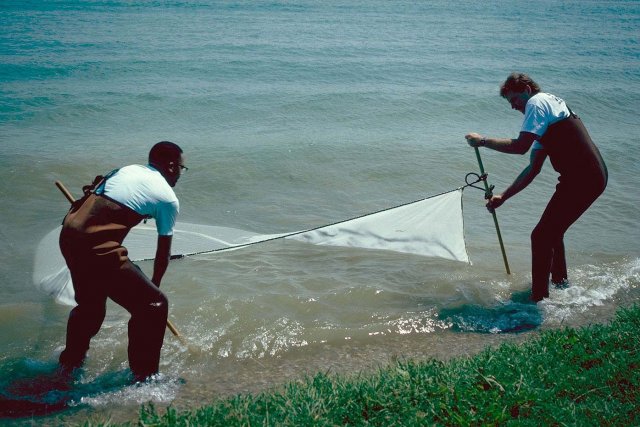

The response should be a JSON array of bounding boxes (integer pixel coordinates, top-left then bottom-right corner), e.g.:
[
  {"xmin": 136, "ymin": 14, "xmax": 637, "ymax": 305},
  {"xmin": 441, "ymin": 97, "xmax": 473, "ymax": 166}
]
[
  {"xmin": 465, "ymin": 73, "xmax": 607, "ymax": 302},
  {"xmin": 58, "ymin": 141, "xmax": 187, "ymax": 381}
]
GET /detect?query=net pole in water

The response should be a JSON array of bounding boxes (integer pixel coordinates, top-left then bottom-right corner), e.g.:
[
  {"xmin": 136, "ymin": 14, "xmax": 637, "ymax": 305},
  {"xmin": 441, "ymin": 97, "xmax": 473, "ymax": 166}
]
[{"xmin": 473, "ymin": 148, "xmax": 511, "ymax": 275}]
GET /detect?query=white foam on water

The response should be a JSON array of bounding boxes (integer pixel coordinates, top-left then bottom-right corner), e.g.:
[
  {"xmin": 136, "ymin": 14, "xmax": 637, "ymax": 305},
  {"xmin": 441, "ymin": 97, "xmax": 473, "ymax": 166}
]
[
  {"xmin": 71, "ymin": 374, "xmax": 183, "ymax": 408},
  {"xmin": 540, "ymin": 258, "xmax": 640, "ymax": 325}
]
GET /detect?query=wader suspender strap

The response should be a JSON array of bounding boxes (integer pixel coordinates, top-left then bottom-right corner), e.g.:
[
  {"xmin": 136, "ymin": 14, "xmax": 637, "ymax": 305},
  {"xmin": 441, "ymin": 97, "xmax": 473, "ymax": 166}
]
[
  {"xmin": 84, "ymin": 168, "xmax": 120, "ymax": 197},
  {"xmin": 92, "ymin": 168, "xmax": 152, "ymax": 223},
  {"xmin": 67, "ymin": 168, "xmax": 120, "ymax": 214}
]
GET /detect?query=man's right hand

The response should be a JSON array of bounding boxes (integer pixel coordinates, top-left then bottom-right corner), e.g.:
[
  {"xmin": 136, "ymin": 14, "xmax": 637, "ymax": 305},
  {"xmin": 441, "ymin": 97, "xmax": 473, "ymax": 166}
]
[{"xmin": 486, "ymin": 194, "xmax": 505, "ymax": 212}]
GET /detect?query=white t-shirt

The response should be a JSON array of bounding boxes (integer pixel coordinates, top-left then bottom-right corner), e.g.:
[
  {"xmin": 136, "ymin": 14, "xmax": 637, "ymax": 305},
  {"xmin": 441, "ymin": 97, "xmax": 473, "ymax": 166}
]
[
  {"xmin": 521, "ymin": 92, "xmax": 571, "ymax": 150},
  {"xmin": 97, "ymin": 164, "xmax": 179, "ymax": 236}
]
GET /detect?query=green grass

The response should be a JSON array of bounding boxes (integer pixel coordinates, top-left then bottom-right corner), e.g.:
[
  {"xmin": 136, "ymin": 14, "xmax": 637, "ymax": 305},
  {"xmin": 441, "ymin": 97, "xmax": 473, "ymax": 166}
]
[{"xmin": 92, "ymin": 305, "xmax": 639, "ymax": 426}]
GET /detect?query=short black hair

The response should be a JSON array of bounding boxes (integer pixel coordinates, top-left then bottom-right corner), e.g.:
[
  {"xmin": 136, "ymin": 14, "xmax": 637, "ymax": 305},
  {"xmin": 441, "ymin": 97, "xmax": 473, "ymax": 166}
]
[{"xmin": 149, "ymin": 141, "xmax": 183, "ymax": 166}]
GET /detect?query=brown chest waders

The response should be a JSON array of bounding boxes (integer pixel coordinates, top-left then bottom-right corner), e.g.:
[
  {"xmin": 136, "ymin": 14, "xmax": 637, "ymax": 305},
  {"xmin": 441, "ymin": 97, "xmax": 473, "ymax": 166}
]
[
  {"xmin": 529, "ymin": 112, "xmax": 607, "ymax": 301},
  {"xmin": 59, "ymin": 178, "xmax": 169, "ymax": 381}
]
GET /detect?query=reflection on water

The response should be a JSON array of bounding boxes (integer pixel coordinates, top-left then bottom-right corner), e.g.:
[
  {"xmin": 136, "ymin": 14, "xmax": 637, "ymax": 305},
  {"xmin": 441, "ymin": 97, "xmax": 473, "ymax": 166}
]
[
  {"xmin": 438, "ymin": 290, "xmax": 542, "ymax": 334},
  {"xmin": 0, "ymin": 359, "xmax": 70, "ymax": 418},
  {"xmin": 0, "ymin": 358, "xmax": 182, "ymax": 420}
]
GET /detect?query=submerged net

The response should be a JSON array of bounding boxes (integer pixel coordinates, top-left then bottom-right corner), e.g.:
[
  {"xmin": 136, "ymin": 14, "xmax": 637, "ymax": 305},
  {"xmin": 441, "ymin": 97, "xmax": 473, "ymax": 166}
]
[{"xmin": 33, "ymin": 188, "xmax": 469, "ymax": 306}]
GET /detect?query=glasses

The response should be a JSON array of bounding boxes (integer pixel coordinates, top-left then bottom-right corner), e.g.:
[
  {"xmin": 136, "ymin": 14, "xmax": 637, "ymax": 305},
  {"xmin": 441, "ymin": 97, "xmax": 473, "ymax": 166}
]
[{"xmin": 170, "ymin": 163, "xmax": 188, "ymax": 173}]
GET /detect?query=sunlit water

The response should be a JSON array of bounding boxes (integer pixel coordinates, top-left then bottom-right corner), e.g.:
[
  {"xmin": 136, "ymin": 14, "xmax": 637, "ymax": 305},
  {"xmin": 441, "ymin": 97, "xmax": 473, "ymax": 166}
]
[{"xmin": 1, "ymin": 0, "xmax": 639, "ymax": 423}]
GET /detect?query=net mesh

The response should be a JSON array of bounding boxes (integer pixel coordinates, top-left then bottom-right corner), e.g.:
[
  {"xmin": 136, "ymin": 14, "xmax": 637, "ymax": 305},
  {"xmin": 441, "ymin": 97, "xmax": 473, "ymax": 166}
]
[{"xmin": 33, "ymin": 189, "xmax": 468, "ymax": 306}]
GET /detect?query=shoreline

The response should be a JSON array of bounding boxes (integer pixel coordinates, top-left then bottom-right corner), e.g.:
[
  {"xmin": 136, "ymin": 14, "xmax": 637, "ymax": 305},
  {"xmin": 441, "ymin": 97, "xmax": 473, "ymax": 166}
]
[
  {"xmin": 5, "ymin": 296, "xmax": 638, "ymax": 425},
  {"xmin": 52, "ymin": 304, "xmax": 640, "ymax": 425}
]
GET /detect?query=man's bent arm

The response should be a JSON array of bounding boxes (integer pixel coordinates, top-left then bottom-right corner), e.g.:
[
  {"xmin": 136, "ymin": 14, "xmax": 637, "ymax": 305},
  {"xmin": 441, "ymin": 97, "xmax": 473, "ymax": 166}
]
[
  {"xmin": 152, "ymin": 235, "xmax": 172, "ymax": 287},
  {"xmin": 466, "ymin": 132, "xmax": 538, "ymax": 155},
  {"xmin": 487, "ymin": 147, "xmax": 547, "ymax": 210}
]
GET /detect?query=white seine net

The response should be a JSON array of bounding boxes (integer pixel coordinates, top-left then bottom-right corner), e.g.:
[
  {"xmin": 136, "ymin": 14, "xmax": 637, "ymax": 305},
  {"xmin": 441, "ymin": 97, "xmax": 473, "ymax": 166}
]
[{"xmin": 33, "ymin": 189, "xmax": 468, "ymax": 306}]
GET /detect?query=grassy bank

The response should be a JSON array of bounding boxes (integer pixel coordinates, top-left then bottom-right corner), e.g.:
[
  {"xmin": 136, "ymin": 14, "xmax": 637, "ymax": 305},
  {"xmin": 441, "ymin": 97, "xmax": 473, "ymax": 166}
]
[{"xmin": 100, "ymin": 305, "xmax": 638, "ymax": 426}]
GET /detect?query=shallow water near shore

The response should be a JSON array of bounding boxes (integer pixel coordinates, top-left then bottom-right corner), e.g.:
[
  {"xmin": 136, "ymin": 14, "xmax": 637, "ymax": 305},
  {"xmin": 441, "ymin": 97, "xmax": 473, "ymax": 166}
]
[{"xmin": 1, "ymin": 0, "xmax": 639, "ymax": 424}]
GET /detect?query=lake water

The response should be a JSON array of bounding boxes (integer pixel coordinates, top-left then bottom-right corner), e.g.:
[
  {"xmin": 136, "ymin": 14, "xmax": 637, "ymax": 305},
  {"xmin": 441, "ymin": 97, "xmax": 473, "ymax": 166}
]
[{"xmin": 1, "ymin": 0, "xmax": 639, "ymax": 423}]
